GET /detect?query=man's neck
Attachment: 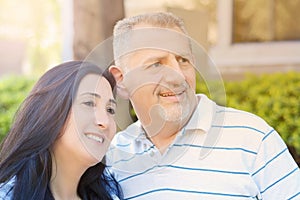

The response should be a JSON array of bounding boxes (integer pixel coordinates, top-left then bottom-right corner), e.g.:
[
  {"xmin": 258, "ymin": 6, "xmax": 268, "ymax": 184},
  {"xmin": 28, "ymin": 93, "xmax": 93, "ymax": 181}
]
[{"xmin": 145, "ymin": 121, "xmax": 182, "ymax": 154}]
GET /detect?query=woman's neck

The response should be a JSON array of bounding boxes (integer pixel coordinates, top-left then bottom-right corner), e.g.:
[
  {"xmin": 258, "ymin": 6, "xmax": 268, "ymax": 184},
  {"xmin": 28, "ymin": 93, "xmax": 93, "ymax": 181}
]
[
  {"xmin": 50, "ymin": 168, "xmax": 82, "ymax": 200},
  {"xmin": 50, "ymin": 153, "xmax": 87, "ymax": 200}
]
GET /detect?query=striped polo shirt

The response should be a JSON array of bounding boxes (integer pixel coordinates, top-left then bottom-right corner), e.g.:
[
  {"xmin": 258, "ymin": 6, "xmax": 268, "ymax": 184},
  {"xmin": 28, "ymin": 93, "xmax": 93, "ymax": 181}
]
[{"xmin": 106, "ymin": 94, "xmax": 300, "ymax": 199}]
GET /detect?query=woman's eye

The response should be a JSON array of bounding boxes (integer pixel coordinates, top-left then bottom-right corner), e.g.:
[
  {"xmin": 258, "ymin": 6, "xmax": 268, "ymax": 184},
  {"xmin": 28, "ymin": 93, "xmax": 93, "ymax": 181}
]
[
  {"xmin": 106, "ymin": 107, "xmax": 116, "ymax": 115},
  {"xmin": 83, "ymin": 101, "xmax": 96, "ymax": 107},
  {"xmin": 177, "ymin": 57, "xmax": 189, "ymax": 64}
]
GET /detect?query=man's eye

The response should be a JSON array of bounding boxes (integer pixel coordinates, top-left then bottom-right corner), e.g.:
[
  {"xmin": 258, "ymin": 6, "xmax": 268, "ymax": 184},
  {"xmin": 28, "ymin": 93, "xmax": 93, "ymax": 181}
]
[
  {"xmin": 177, "ymin": 57, "xmax": 189, "ymax": 64},
  {"xmin": 106, "ymin": 107, "xmax": 116, "ymax": 115},
  {"xmin": 83, "ymin": 101, "xmax": 96, "ymax": 107}
]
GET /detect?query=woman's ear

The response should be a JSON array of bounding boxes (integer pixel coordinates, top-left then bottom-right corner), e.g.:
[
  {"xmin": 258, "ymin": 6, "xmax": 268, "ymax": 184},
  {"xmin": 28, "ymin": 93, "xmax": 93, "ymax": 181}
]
[{"xmin": 109, "ymin": 65, "xmax": 130, "ymax": 99}]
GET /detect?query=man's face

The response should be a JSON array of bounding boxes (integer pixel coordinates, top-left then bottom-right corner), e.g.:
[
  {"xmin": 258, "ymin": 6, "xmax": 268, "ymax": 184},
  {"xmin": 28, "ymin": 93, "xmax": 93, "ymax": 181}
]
[
  {"xmin": 111, "ymin": 26, "xmax": 199, "ymax": 136},
  {"xmin": 120, "ymin": 47, "xmax": 197, "ymax": 135}
]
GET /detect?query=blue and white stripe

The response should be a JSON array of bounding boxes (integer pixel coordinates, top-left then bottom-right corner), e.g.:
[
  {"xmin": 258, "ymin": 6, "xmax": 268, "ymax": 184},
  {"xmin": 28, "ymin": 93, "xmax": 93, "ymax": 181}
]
[{"xmin": 107, "ymin": 94, "xmax": 300, "ymax": 199}]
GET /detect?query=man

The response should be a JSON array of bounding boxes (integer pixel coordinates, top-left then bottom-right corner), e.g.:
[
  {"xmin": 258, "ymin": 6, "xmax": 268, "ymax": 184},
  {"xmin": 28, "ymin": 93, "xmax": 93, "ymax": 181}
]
[{"xmin": 106, "ymin": 12, "xmax": 300, "ymax": 199}]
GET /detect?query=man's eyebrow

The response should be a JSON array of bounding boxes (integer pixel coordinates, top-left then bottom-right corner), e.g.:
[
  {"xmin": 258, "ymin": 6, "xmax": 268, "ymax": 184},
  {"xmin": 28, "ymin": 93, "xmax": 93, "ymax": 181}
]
[
  {"xmin": 137, "ymin": 54, "xmax": 161, "ymax": 64},
  {"xmin": 139, "ymin": 51, "xmax": 190, "ymax": 62}
]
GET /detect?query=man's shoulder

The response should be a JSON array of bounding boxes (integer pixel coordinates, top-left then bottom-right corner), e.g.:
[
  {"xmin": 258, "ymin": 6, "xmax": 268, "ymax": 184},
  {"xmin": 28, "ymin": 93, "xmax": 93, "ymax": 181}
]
[
  {"xmin": 222, "ymin": 106, "xmax": 268, "ymax": 123},
  {"xmin": 107, "ymin": 121, "xmax": 148, "ymax": 168},
  {"xmin": 114, "ymin": 121, "xmax": 143, "ymax": 141},
  {"xmin": 195, "ymin": 94, "xmax": 270, "ymax": 130},
  {"xmin": 217, "ymin": 105, "xmax": 273, "ymax": 134},
  {"xmin": 110, "ymin": 120, "xmax": 145, "ymax": 153}
]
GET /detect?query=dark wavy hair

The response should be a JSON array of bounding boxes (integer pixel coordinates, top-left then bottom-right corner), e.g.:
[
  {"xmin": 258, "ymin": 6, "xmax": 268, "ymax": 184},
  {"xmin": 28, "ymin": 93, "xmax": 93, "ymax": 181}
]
[{"xmin": 0, "ymin": 61, "xmax": 122, "ymax": 200}]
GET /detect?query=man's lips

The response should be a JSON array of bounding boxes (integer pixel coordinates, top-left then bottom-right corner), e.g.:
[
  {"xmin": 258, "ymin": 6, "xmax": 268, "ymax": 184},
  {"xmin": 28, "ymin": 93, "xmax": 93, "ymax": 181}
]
[
  {"xmin": 159, "ymin": 90, "xmax": 185, "ymax": 102},
  {"xmin": 159, "ymin": 89, "xmax": 185, "ymax": 97},
  {"xmin": 160, "ymin": 92, "xmax": 176, "ymax": 97}
]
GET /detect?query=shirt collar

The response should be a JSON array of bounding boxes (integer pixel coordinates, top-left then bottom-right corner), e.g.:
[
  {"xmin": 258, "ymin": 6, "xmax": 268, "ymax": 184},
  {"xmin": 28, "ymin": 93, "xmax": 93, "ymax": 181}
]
[{"xmin": 184, "ymin": 94, "xmax": 216, "ymax": 133}]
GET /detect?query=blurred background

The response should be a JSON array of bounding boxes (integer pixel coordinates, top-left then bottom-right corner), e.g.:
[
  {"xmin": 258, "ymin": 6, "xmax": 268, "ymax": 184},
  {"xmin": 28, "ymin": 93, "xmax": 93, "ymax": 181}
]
[
  {"xmin": 1, "ymin": 0, "xmax": 300, "ymax": 78},
  {"xmin": 0, "ymin": 0, "xmax": 300, "ymax": 164}
]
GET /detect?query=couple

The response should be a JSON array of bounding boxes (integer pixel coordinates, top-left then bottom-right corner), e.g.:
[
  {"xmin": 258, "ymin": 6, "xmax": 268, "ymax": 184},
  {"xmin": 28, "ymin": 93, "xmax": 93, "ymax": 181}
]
[{"xmin": 1, "ymin": 12, "xmax": 300, "ymax": 200}]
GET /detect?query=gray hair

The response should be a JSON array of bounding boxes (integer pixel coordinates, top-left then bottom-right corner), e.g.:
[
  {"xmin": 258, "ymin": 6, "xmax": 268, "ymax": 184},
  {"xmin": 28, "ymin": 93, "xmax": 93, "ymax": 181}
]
[
  {"xmin": 113, "ymin": 12, "xmax": 189, "ymax": 66},
  {"xmin": 113, "ymin": 12, "xmax": 188, "ymax": 36}
]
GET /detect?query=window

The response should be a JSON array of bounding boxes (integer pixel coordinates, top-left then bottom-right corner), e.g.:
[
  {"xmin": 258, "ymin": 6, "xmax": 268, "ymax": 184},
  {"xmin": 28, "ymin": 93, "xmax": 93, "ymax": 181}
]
[{"xmin": 233, "ymin": 0, "xmax": 300, "ymax": 43}]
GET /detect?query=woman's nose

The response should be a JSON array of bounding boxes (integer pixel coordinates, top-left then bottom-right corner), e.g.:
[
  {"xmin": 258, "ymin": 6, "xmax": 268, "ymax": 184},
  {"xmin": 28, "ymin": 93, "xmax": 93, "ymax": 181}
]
[{"xmin": 94, "ymin": 110, "xmax": 109, "ymax": 130}]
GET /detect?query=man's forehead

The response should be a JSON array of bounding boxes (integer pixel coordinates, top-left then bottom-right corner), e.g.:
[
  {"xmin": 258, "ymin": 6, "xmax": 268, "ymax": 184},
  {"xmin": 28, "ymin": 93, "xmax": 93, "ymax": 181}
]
[
  {"xmin": 114, "ymin": 27, "xmax": 192, "ymax": 61},
  {"xmin": 126, "ymin": 48, "xmax": 175, "ymax": 58}
]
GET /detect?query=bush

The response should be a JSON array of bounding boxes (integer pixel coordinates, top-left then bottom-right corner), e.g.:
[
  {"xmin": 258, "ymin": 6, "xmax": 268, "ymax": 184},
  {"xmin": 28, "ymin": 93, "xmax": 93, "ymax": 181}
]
[
  {"xmin": 197, "ymin": 72, "xmax": 300, "ymax": 165},
  {"xmin": 0, "ymin": 75, "xmax": 36, "ymax": 141}
]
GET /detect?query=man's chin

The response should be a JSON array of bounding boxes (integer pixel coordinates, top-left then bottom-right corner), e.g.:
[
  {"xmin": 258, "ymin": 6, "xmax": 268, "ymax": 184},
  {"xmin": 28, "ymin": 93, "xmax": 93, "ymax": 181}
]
[{"xmin": 159, "ymin": 104, "xmax": 190, "ymax": 122}]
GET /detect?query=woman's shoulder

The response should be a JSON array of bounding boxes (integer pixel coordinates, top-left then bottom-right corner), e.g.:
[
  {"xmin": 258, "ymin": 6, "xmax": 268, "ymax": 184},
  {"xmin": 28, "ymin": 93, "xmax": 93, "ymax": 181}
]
[{"xmin": 0, "ymin": 177, "xmax": 15, "ymax": 200}]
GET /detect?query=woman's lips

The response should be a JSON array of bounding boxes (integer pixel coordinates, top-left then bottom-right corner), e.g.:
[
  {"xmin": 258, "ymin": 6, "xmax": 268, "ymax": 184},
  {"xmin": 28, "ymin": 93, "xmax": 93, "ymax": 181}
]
[{"xmin": 85, "ymin": 132, "xmax": 104, "ymax": 143}]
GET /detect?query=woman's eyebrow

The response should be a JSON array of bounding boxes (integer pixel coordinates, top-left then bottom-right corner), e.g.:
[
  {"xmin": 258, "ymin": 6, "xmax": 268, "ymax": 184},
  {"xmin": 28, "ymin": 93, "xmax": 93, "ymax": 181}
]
[
  {"xmin": 109, "ymin": 99, "xmax": 117, "ymax": 105},
  {"xmin": 80, "ymin": 92, "xmax": 101, "ymax": 99},
  {"xmin": 80, "ymin": 93, "xmax": 116, "ymax": 105}
]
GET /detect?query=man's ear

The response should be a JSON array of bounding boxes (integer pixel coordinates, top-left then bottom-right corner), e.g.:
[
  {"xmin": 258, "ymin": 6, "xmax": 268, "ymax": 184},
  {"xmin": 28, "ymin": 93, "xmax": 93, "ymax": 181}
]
[{"xmin": 109, "ymin": 65, "xmax": 130, "ymax": 99}]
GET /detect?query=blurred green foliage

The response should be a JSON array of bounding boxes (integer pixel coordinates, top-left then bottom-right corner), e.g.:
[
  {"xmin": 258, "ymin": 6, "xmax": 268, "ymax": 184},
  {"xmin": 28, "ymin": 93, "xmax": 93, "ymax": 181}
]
[{"xmin": 0, "ymin": 76, "xmax": 36, "ymax": 141}]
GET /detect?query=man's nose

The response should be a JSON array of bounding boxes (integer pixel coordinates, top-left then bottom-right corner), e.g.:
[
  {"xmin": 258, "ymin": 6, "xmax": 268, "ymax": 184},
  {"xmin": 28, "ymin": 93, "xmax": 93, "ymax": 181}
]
[{"xmin": 162, "ymin": 54, "xmax": 186, "ymax": 84}]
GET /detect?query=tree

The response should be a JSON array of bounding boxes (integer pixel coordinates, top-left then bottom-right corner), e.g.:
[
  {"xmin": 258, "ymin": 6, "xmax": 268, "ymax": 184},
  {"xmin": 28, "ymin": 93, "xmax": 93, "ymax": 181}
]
[{"xmin": 73, "ymin": 0, "xmax": 125, "ymax": 60}]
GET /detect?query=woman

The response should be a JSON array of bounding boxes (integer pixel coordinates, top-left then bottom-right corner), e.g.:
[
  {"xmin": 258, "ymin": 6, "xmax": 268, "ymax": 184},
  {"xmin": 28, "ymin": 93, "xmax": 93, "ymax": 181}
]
[{"xmin": 0, "ymin": 61, "xmax": 122, "ymax": 199}]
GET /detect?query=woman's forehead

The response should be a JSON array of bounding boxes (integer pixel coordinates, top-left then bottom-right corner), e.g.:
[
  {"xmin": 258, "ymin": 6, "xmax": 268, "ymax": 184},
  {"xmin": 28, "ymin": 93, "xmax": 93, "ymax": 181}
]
[{"xmin": 77, "ymin": 74, "xmax": 113, "ymax": 98}]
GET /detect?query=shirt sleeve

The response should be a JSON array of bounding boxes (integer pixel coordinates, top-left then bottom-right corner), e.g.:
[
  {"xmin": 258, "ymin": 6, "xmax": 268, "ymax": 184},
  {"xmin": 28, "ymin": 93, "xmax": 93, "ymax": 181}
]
[
  {"xmin": 251, "ymin": 128, "xmax": 300, "ymax": 199},
  {"xmin": 102, "ymin": 168, "xmax": 121, "ymax": 200},
  {"xmin": 0, "ymin": 178, "xmax": 15, "ymax": 200}
]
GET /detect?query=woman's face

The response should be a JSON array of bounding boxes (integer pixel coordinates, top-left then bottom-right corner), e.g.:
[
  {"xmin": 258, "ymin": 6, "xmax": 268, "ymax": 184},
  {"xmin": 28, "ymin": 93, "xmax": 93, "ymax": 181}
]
[{"xmin": 53, "ymin": 74, "xmax": 116, "ymax": 166}]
